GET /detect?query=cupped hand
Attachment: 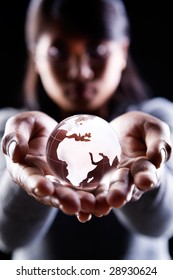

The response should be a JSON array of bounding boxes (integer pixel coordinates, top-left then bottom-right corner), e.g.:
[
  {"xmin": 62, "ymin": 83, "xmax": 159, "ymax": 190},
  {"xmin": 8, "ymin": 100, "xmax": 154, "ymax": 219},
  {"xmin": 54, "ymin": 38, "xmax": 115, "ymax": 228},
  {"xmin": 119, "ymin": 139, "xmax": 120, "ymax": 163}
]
[
  {"xmin": 106, "ymin": 111, "xmax": 172, "ymax": 208},
  {"xmin": 1, "ymin": 111, "xmax": 110, "ymax": 221},
  {"xmin": 1, "ymin": 111, "xmax": 83, "ymax": 214},
  {"xmin": 1, "ymin": 111, "xmax": 172, "ymax": 223},
  {"xmin": 75, "ymin": 111, "xmax": 172, "ymax": 221}
]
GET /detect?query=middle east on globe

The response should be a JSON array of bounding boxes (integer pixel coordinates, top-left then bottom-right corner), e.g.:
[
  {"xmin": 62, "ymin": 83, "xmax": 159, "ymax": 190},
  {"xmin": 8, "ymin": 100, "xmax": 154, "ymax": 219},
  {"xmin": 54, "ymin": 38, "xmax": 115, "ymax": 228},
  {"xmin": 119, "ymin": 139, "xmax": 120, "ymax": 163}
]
[{"xmin": 46, "ymin": 114, "xmax": 121, "ymax": 191}]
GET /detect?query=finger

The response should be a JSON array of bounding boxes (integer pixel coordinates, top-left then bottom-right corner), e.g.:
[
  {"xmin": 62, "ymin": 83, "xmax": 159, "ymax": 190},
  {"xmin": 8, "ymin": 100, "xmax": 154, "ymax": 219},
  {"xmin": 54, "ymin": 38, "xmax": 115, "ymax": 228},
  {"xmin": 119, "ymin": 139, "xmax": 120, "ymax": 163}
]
[
  {"xmin": 106, "ymin": 168, "xmax": 133, "ymax": 208},
  {"xmin": 94, "ymin": 191, "xmax": 111, "ymax": 217},
  {"xmin": 1, "ymin": 112, "xmax": 57, "ymax": 163},
  {"xmin": 1, "ymin": 115, "xmax": 36, "ymax": 162},
  {"xmin": 131, "ymin": 185, "xmax": 144, "ymax": 201},
  {"xmin": 36, "ymin": 195, "xmax": 60, "ymax": 208},
  {"xmin": 77, "ymin": 190, "xmax": 95, "ymax": 213},
  {"xmin": 10, "ymin": 161, "xmax": 55, "ymax": 197},
  {"xmin": 92, "ymin": 183, "xmax": 111, "ymax": 216},
  {"xmin": 54, "ymin": 186, "xmax": 81, "ymax": 215},
  {"xmin": 76, "ymin": 212, "xmax": 92, "ymax": 223},
  {"xmin": 1, "ymin": 133, "xmax": 29, "ymax": 163},
  {"xmin": 131, "ymin": 158, "xmax": 159, "ymax": 191},
  {"xmin": 144, "ymin": 119, "xmax": 172, "ymax": 168},
  {"xmin": 133, "ymin": 171, "xmax": 157, "ymax": 191}
]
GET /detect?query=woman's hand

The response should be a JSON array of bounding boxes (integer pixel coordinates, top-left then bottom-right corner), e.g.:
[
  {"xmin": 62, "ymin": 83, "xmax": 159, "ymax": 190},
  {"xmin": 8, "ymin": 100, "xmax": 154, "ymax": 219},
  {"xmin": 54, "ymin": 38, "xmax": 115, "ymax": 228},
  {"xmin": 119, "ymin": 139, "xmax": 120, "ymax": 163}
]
[
  {"xmin": 75, "ymin": 111, "xmax": 172, "ymax": 221},
  {"xmin": 1, "ymin": 111, "xmax": 172, "ymax": 223},
  {"xmin": 1, "ymin": 112, "xmax": 81, "ymax": 213},
  {"xmin": 105, "ymin": 111, "xmax": 172, "ymax": 208},
  {"xmin": 1, "ymin": 111, "xmax": 98, "ymax": 222}
]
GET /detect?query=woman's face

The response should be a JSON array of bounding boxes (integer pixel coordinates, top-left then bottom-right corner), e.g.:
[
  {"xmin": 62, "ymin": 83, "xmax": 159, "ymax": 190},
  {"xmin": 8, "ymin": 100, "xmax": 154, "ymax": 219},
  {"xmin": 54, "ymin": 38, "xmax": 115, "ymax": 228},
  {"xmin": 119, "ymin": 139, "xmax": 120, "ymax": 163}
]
[{"xmin": 35, "ymin": 27, "xmax": 128, "ymax": 115}]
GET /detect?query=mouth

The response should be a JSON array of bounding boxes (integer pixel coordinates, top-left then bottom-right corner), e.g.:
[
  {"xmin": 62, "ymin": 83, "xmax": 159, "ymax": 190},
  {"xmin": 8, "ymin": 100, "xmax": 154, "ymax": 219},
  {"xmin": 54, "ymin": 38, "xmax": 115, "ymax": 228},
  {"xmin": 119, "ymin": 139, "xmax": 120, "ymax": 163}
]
[{"xmin": 65, "ymin": 83, "xmax": 97, "ymax": 104}]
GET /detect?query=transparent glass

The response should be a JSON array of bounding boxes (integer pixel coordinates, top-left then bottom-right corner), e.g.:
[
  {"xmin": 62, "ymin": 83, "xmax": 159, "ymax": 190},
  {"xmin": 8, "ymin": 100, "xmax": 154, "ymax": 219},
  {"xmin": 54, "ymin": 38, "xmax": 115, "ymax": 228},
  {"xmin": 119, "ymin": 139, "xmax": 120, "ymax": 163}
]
[{"xmin": 46, "ymin": 114, "xmax": 121, "ymax": 191}]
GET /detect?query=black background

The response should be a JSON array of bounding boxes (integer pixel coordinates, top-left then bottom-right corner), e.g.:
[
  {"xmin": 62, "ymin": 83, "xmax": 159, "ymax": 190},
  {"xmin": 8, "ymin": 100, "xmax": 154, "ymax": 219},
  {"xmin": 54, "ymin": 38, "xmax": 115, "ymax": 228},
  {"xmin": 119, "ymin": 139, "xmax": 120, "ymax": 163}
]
[
  {"xmin": 0, "ymin": 0, "xmax": 173, "ymax": 108},
  {"xmin": 0, "ymin": 0, "xmax": 173, "ymax": 259}
]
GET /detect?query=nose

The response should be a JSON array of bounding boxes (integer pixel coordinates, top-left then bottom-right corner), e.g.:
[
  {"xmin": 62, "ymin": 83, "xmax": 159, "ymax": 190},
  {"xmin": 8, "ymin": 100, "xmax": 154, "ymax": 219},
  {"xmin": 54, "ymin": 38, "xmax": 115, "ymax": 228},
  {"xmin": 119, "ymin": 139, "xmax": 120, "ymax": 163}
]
[{"xmin": 67, "ymin": 55, "xmax": 94, "ymax": 81}]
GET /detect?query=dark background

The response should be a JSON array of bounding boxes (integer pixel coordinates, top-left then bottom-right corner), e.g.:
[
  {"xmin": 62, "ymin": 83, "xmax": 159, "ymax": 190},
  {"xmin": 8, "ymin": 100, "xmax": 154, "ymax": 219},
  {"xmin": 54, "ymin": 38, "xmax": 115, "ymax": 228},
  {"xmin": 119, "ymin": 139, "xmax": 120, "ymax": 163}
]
[
  {"xmin": 0, "ymin": 0, "xmax": 173, "ymax": 108},
  {"xmin": 0, "ymin": 0, "xmax": 173, "ymax": 259}
]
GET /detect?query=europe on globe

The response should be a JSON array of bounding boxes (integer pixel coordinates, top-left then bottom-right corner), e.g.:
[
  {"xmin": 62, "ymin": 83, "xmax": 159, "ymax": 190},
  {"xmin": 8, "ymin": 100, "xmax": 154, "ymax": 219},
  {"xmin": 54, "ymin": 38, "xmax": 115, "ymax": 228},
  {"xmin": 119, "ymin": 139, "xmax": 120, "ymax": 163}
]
[{"xmin": 46, "ymin": 114, "xmax": 121, "ymax": 191}]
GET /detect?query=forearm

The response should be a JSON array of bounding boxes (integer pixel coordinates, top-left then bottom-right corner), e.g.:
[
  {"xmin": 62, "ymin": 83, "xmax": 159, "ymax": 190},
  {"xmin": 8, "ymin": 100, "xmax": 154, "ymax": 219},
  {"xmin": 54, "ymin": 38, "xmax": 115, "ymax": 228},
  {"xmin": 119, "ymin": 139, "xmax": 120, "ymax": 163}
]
[
  {"xmin": 114, "ymin": 166, "xmax": 173, "ymax": 237},
  {"xmin": 0, "ymin": 170, "xmax": 57, "ymax": 252}
]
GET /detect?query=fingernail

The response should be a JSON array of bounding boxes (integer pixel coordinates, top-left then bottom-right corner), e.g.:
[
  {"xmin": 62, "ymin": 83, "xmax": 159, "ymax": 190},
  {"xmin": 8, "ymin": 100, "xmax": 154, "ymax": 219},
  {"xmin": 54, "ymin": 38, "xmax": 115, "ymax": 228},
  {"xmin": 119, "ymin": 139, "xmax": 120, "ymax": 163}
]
[
  {"xmin": 95, "ymin": 213, "xmax": 103, "ymax": 217},
  {"xmin": 8, "ymin": 140, "xmax": 17, "ymax": 159},
  {"xmin": 150, "ymin": 182, "xmax": 155, "ymax": 189},
  {"xmin": 126, "ymin": 192, "xmax": 132, "ymax": 202},
  {"xmin": 51, "ymin": 198, "xmax": 60, "ymax": 208},
  {"xmin": 45, "ymin": 175, "xmax": 60, "ymax": 185},
  {"xmin": 59, "ymin": 204, "xmax": 64, "ymax": 210},
  {"xmin": 160, "ymin": 148, "xmax": 167, "ymax": 164},
  {"xmin": 33, "ymin": 188, "xmax": 44, "ymax": 197},
  {"xmin": 87, "ymin": 214, "xmax": 92, "ymax": 221}
]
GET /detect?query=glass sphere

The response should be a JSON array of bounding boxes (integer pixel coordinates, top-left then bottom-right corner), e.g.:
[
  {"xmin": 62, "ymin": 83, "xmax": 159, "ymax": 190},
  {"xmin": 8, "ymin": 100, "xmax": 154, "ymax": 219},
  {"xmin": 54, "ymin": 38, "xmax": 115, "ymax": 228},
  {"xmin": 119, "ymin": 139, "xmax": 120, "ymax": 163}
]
[{"xmin": 46, "ymin": 114, "xmax": 121, "ymax": 191}]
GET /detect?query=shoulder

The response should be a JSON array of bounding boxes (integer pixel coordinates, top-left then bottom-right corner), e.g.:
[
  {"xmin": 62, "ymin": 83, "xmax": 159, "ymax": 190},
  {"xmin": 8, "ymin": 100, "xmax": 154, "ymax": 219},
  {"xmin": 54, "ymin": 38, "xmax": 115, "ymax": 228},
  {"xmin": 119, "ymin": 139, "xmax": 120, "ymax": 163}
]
[{"xmin": 128, "ymin": 97, "xmax": 173, "ymax": 129}]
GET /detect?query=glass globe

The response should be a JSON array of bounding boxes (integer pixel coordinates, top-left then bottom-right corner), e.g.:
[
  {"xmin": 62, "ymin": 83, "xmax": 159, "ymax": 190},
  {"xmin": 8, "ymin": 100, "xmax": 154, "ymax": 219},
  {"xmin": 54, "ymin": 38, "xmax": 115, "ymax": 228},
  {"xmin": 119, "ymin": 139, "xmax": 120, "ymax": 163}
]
[{"xmin": 46, "ymin": 114, "xmax": 121, "ymax": 191}]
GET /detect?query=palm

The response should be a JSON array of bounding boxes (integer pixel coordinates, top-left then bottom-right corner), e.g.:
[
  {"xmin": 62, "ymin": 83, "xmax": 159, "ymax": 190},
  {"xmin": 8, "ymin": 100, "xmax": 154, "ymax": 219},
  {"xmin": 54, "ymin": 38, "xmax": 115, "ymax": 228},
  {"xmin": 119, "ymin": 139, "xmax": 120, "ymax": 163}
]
[
  {"xmin": 2, "ymin": 111, "xmax": 172, "ymax": 223},
  {"xmin": 111, "ymin": 111, "xmax": 171, "ymax": 167}
]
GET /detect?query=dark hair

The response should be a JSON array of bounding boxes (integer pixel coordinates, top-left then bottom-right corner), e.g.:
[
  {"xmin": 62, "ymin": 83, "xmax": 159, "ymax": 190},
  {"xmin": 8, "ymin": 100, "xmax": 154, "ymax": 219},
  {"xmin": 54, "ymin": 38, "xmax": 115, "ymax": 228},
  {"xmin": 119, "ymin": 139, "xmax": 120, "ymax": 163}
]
[
  {"xmin": 25, "ymin": 0, "xmax": 129, "ymax": 49},
  {"xmin": 23, "ymin": 0, "xmax": 150, "ymax": 121}
]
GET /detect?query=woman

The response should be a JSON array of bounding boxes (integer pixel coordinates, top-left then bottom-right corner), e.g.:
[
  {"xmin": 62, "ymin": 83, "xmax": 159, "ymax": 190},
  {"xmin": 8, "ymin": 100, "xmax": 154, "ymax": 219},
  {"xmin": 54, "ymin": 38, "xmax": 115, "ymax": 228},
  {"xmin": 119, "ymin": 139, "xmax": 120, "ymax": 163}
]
[{"xmin": 0, "ymin": 0, "xmax": 173, "ymax": 259}]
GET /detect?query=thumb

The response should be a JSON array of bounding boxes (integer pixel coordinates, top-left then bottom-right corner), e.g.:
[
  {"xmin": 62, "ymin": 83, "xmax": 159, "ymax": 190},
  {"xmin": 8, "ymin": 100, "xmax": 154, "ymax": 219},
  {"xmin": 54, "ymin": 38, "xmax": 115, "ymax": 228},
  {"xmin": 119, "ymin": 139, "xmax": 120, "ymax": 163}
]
[
  {"xmin": 1, "ymin": 114, "xmax": 35, "ymax": 162},
  {"xmin": 146, "ymin": 138, "xmax": 172, "ymax": 168},
  {"xmin": 1, "ymin": 132, "xmax": 29, "ymax": 163},
  {"xmin": 144, "ymin": 120, "xmax": 172, "ymax": 168}
]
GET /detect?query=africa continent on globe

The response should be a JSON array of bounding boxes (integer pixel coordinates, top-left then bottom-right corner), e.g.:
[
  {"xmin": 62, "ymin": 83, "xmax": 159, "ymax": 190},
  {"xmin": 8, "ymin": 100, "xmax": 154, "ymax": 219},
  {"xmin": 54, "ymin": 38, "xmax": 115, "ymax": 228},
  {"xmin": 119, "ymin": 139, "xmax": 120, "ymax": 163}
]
[{"xmin": 46, "ymin": 114, "xmax": 121, "ymax": 191}]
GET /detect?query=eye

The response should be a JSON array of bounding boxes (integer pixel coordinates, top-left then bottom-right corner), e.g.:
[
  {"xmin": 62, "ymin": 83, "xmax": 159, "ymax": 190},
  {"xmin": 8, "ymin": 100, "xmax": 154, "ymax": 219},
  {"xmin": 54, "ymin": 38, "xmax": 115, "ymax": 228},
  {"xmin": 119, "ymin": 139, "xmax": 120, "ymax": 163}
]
[
  {"xmin": 97, "ymin": 44, "xmax": 109, "ymax": 56},
  {"xmin": 47, "ymin": 45, "xmax": 69, "ymax": 62},
  {"xmin": 88, "ymin": 44, "xmax": 109, "ymax": 59},
  {"xmin": 47, "ymin": 46, "xmax": 59, "ymax": 58}
]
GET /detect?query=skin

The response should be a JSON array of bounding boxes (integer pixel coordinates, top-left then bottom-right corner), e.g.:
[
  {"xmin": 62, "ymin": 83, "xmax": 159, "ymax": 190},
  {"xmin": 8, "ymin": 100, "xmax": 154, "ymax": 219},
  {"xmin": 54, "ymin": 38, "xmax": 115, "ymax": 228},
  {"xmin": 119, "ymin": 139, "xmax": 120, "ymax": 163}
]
[
  {"xmin": 1, "ymin": 29, "xmax": 172, "ymax": 223},
  {"xmin": 34, "ymin": 30, "xmax": 128, "ymax": 117},
  {"xmin": 1, "ymin": 111, "xmax": 171, "ymax": 223}
]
